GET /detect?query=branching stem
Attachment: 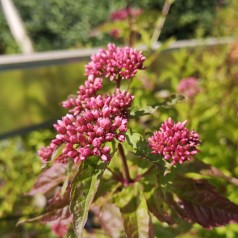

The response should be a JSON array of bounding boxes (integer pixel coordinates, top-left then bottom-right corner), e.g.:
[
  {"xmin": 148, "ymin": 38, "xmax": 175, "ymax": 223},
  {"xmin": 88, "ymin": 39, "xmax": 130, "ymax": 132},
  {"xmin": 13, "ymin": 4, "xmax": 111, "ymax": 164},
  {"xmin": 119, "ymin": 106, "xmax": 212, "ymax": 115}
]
[
  {"xmin": 106, "ymin": 167, "xmax": 124, "ymax": 183},
  {"xmin": 134, "ymin": 164, "xmax": 157, "ymax": 182}
]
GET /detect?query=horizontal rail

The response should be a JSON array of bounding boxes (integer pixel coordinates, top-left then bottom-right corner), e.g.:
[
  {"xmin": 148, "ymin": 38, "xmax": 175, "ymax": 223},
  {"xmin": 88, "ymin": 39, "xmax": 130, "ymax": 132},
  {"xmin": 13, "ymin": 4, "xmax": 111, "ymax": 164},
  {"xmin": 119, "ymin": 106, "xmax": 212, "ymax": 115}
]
[
  {"xmin": 0, "ymin": 119, "xmax": 57, "ymax": 140},
  {"xmin": 0, "ymin": 37, "xmax": 236, "ymax": 140},
  {"xmin": 0, "ymin": 37, "xmax": 236, "ymax": 71}
]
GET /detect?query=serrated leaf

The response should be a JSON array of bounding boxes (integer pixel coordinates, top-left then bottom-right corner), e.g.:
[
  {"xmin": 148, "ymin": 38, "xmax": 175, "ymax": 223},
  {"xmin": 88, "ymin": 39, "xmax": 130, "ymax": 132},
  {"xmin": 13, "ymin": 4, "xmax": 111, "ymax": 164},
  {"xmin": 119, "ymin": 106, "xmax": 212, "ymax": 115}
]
[
  {"xmin": 130, "ymin": 94, "xmax": 184, "ymax": 119},
  {"xmin": 115, "ymin": 184, "xmax": 154, "ymax": 238},
  {"xmin": 170, "ymin": 176, "xmax": 238, "ymax": 228},
  {"xmin": 70, "ymin": 157, "xmax": 108, "ymax": 238}
]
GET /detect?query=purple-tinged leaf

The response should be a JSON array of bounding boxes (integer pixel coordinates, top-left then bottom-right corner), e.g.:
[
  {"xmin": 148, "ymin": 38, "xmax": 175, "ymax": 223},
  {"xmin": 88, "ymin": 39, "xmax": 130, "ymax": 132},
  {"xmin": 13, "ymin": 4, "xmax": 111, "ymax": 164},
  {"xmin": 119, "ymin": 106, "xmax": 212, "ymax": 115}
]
[
  {"xmin": 70, "ymin": 157, "xmax": 108, "ymax": 238},
  {"xmin": 91, "ymin": 203, "xmax": 123, "ymax": 238},
  {"xmin": 29, "ymin": 164, "xmax": 67, "ymax": 196},
  {"xmin": 18, "ymin": 186, "xmax": 71, "ymax": 226},
  {"xmin": 170, "ymin": 177, "xmax": 238, "ymax": 229}
]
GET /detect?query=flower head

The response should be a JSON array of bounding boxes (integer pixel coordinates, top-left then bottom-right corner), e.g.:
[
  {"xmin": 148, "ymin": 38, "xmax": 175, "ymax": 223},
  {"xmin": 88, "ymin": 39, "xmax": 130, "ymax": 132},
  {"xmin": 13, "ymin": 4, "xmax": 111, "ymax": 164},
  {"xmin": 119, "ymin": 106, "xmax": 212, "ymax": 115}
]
[
  {"xmin": 39, "ymin": 89, "xmax": 133, "ymax": 164},
  {"xmin": 38, "ymin": 145, "xmax": 55, "ymax": 163},
  {"xmin": 38, "ymin": 44, "xmax": 141, "ymax": 164},
  {"xmin": 51, "ymin": 222, "xmax": 69, "ymax": 238},
  {"xmin": 85, "ymin": 43, "xmax": 145, "ymax": 81},
  {"xmin": 177, "ymin": 77, "xmax": 201, "ymax": 99},
  {"xmin": 110, "ymin": 8, "xmax": 143, "ymax": 21},
  {"xmin": 148, "ymin": 118, "xmax": 200, "ymax": 165}
]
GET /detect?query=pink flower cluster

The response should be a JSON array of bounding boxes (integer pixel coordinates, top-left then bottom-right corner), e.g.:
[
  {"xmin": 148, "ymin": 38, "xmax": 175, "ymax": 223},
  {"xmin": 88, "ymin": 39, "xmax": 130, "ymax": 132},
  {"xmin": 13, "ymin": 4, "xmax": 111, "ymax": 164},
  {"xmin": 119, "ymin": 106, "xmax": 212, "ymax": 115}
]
[
  {"xmin": 148, "ymin": 118, "xmax": 200, "ymax": 165},
  {"xmin": 110, "ymin": 8, "xmax": 143, "ymax": 21},
  {"xmin": 177, "ymin": 77, "xmax": 201, "ymax": 99},
  {"xmin": 51, "ymin": 222, "xmax": 69, "ymax": 237},
  {"xmin": 85, "ymin": 43, "xmax": 145, "ymax": 81},
  {"xmin": 39, "ymin": 89, "xmax": 133, "ymax": 163},
  {"xmin": 38, "ymin": 145, "xmax": 55, "ymax": 163},
  {"xmin": 38, "ymin": 44, "xmax": 144, "ymax": 164}
]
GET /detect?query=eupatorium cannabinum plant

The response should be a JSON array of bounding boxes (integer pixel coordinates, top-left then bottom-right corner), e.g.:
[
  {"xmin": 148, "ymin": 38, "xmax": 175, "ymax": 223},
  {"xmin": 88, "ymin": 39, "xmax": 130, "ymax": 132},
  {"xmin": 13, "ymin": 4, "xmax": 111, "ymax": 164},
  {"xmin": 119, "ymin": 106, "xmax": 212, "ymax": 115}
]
[{"xmin": 21, "ymin": 44, "xmax": 238, "ymax": 238}]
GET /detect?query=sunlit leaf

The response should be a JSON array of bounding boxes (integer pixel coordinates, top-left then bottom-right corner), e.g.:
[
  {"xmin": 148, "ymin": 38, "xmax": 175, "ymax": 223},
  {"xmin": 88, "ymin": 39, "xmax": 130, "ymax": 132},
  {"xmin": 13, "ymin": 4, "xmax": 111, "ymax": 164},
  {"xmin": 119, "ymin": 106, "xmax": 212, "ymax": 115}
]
[
  {"xmin": 125, "ymin": 130, "xmax": 163, "ymax": 167},
  {"xmin": 51, "ymin": 143, "xmax": 66, "ymax": 162},
  {"xmin": 144, "ymin": 183, "xmax": 175, "ymax": 225},
  {"xmin": 115, "ymin": 184, "xmax": 154, "ymax": 238},
  {"xmin": 180, "ymin": 159, "xmax": 238, "ymax": 186},
  {"xmin": 70, "ymin": 157, "xmax": 108, "ymax": 238},
  {"xmin": 130, "ymin": 94, "xmax": 184, "ymax": 119}
]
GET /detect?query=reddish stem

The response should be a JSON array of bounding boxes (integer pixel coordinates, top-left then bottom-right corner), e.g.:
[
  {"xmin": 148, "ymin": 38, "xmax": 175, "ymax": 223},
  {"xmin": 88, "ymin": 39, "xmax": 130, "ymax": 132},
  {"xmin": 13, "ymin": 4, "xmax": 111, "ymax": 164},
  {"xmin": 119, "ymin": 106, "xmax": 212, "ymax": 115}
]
[
  {"xmin": 116, "ymin": 78, "xmax": 121, "ymax": 88},
  {"xmin": 118, "ymin": 143, "xmax": 132, "ymax": 185},
  {"xmin": 134, "ymin": 165, "xmax": 156, "ymax": 182},
  {"xmin": 106, "ymin": 167, "xmax": 124, "ymax": 183}
]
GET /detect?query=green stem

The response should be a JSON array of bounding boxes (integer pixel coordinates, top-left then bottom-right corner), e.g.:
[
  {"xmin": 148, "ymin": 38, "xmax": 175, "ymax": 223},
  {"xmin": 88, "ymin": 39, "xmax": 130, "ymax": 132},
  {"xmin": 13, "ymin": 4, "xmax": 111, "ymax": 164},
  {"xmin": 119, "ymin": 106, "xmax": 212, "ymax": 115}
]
[{"xmin": 118, "ymin": 143, "xmax": 132, "ymax": 185}]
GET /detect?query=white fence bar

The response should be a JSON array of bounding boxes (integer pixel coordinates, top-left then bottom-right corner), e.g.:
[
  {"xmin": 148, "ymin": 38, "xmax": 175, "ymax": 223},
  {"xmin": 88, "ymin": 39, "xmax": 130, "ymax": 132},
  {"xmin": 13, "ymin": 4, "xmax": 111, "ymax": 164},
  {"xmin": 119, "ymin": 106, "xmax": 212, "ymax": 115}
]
[{"xmin": 0, "ymin": 0, "xmax": 34, "ymax": 54}]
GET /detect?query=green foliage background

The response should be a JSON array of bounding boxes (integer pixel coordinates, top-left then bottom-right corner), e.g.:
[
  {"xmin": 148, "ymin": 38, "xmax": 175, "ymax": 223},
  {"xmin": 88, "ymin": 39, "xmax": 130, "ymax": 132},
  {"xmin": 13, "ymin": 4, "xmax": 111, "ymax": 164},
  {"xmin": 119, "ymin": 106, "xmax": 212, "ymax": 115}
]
[
  {"xmin": 1, "ymin": 42, "xmax": 238, "ymax": 237},
  {"xmin": 0, "ymin": 0, "xmax": 227, "ymax": 53},
  {"xmin": 0, "ymin": 0, "xmax": 238, "ymax": 237}
]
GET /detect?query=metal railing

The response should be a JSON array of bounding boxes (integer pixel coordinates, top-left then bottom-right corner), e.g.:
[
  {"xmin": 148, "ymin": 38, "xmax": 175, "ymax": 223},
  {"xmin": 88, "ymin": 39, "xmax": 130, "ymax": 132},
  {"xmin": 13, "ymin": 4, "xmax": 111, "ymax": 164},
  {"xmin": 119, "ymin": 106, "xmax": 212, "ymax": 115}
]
[
  {"xmin": 0, "ymin": 37, "xmax": 236, "ymax": 71},
  {"xmin": 0, "ymin": 37, "xmax": 236, "ymax": 140}
]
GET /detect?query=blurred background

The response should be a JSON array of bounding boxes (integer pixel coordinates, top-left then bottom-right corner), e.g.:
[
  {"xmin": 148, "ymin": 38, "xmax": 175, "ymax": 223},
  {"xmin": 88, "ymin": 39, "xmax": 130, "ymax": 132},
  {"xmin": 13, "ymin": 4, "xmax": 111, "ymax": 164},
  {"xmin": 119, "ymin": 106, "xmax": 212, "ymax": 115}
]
[{"xmin": 0, "ymin": 0, "xmax": 238, "ymax": 237}]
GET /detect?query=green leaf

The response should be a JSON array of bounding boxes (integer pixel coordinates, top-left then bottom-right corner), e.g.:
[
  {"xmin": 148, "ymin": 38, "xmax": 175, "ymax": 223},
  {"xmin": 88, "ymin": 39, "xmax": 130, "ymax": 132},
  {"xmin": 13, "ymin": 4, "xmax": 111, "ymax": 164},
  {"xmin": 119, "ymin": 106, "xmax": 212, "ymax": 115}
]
[
  {"xmin": 130, "ymin": 94, "xmax": 184, "ymax": 119},
  {"xmin": 70, "ymin": 157, "xmax": 108, "ymax": 238},
  {"xmin": 180, "ymin": 159, "xmax": 238, "ymax": 186},
  {"xmin": 125, "ymin": 130, "xmax": 143, "ymax": 151},
  {"xmin": 115, "ymin": 184, "xmax": 154, "ymax": 238},
  {"xmin": 125, "ymin": 130, "xmax": 164, "ymax": 167},
  {"xmin": 51, "ymin": 143, "xmax": 66, "ymax": 162},
  {"xmin": 144, "ymin": 182, "xmax": 175, "ymax": 225}
]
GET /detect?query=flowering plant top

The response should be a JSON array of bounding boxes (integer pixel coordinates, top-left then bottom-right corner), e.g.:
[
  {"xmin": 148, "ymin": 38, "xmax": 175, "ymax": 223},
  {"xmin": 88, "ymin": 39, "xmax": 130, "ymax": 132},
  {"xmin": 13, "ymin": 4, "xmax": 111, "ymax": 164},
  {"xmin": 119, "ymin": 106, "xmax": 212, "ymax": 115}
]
[{"xmin": 24, "ymin": 44, "xmax": 238, "ymax": 238}]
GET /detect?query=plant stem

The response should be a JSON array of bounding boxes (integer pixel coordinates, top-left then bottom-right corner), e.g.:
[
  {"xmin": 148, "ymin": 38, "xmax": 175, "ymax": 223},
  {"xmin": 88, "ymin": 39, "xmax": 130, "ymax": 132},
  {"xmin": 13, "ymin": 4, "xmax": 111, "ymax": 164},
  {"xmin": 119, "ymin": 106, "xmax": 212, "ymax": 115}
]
[
  {"xmin": 134, "ymin": 164, "xmax": 157, "ymax": 182},
  {"xmin": 118, "ymin": 143, "xmax": 132, "ymax": 185},
  {"xmin": 116, "ymin": 78, "xmax": 121, "ymax": 88},
  {"xmin": 106, "ymin": 167, "xmax": 124, "ymax": 183}
]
